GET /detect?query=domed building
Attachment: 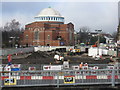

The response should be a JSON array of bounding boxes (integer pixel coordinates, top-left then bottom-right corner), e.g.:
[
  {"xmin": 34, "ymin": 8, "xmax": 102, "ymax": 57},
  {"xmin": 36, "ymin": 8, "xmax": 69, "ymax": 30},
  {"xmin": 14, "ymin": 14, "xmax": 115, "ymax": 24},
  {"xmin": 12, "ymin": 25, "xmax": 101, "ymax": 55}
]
[
  {"xmin": 34, "ymin": 7, "xmax": 64, "ymax": 23},
  {"xmin": 21, "ymin": 7, "xmax": 74, "ymax": 46}
]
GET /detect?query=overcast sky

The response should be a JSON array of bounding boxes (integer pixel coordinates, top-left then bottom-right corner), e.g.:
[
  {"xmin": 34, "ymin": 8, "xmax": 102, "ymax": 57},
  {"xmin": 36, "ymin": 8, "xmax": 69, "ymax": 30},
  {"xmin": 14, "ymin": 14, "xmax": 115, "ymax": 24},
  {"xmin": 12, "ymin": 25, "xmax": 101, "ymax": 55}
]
[{"xmin": 1, "ymin": 0, "xmax": 120, "ymax": 34}]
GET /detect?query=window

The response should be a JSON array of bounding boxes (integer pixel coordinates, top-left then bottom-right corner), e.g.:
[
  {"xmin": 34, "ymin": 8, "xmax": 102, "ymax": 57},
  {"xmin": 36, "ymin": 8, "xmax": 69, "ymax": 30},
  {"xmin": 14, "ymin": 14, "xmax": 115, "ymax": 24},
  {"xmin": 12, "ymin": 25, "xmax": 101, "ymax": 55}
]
[
  {"xmin": 47, "ymin": 35, "xmax": 50, "ymax": 40},
  {"xmin": 43, "ymin": 17, "xmax": 45, "ymax": 20},
  {"xmin": 48, "ymin": 17, "xmax": 50, "ymax": 20},
  {"xmin": 25, "ymin": 35, "xmax": 28, "ymax": 40},
  {"xmin": 51, "ymin": 17, "xmax": 53, "ymax": 20},
  {"xmin": 34, "ymin": 31, "xmax": 39, "ymax": 40}
]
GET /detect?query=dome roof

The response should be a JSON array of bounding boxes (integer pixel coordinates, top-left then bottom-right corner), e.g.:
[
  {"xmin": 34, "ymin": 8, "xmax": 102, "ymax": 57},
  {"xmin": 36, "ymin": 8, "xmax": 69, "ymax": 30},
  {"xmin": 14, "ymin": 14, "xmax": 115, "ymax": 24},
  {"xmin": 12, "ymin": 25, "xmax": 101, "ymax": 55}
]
[
  {"xmin": 34, "ymin": 7, "xmax": 64, "ymax": 23},
  {"xmin": 36, "ymin": 7, "xmax": 61, "ymax": 17}
]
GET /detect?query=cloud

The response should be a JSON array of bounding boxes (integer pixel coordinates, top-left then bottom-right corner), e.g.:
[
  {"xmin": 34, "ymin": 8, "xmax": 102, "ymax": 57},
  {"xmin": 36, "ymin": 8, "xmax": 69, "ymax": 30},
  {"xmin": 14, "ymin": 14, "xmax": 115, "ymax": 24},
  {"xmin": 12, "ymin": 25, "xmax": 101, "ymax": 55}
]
[
  {"xmin": 52, "ymin": 2, "xmax": 118, "ymax": 33},
  {"xmin": 2, "ymin": 2, "xmax": 51, "ymax": 27},
  {"xmin": 0, "ymin": 2, "xmax": 2, "ymax": 27},
  {"xmin": 1, "ymin": 0, "xmax": 119, "ymax": 2},
  {"xmin": 1, "ymin": 2, "xmax": 119, "ymax": 34},
  {"xmin": 2, "ymin": 12, "xmax": 34, "ymax": 28}
]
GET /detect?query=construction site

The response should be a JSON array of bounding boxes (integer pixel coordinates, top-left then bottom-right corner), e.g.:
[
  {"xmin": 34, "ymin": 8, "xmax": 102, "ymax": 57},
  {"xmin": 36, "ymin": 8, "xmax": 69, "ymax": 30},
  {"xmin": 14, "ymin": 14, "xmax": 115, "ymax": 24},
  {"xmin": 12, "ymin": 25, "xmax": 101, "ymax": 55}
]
[
  {"xmin": 2, "ymin": 50, "xmax": 115, "ymax": 65},
  {"xmin": 1, "ymin": 1, "xmax": 120, "ymax": 90},
  {"xmin": 0, "ymin": 46, "xmax": 120, "ymax": 90}
]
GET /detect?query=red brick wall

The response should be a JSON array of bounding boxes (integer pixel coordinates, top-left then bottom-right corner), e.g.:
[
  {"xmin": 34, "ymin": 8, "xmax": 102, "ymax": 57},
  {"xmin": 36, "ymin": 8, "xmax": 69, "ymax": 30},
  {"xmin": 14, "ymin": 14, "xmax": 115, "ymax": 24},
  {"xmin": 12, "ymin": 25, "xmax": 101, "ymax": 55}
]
[{"xmin": 20, "ymin": 21, "xmax": 74, "ymax": 46}]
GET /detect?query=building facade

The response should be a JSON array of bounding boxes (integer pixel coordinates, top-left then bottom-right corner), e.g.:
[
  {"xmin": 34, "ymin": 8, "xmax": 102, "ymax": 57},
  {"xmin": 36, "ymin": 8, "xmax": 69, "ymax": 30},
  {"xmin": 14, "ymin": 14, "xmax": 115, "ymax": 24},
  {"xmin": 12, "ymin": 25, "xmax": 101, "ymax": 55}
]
[
  {"xmin": 21, "ymin": 7, "xmax": 74, "ymax": 46},
  {"xmin": 117, "ymin": 1, "xmax": 120, "ymax": 41},
  {"xmin": 117, "ymin": 24, "xmax": 120, "ymax": 41}
]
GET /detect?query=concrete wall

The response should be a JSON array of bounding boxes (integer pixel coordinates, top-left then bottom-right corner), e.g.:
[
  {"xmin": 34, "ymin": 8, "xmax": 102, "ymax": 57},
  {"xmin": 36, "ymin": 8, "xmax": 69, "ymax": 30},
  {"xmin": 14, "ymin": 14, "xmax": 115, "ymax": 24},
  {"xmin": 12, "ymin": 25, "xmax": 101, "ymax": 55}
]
[
  {"xmin": 34, "ymin": 46, "xmax": 74, "ymax": 52},
  {"xmin": 0, "ymin": 47, "xmax": 34, "ymax": 56}
]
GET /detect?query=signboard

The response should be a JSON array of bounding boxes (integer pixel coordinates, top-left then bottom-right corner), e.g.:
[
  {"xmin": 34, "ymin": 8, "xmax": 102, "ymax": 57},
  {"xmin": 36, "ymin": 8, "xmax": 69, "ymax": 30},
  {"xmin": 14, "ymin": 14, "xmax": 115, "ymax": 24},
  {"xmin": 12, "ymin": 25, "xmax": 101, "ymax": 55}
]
[
  {"xmin": 4, "ymin": 78, "xmax": 16, "ymax": 85},
  {"xmin": 60, "ymin": 42, "xmax": 64, "ymax": 45},
  {"xmin": 11, "ymin": 64, "xmax": 21, "ymax": 68},
  {"xmin": 11, "ymin": 68, "xmax": 20, "ymax": 71},
  {"xmin": 4, "ymin": 66, "xmax": 11, "ymax": 71},
  {"xmin": 72, "ymin": 66, "xmax": 79, "ymax": 70},
  {"xmin": 43, "ymin": 65, "xmax": 62, "ymax": 70},
  {"xmin": 64, "ymin": 76, "xmax": 75, "ymax": 84},
  {"xmin": 29, "ymin": 67, "xmax": 36, "ymax": 71}
]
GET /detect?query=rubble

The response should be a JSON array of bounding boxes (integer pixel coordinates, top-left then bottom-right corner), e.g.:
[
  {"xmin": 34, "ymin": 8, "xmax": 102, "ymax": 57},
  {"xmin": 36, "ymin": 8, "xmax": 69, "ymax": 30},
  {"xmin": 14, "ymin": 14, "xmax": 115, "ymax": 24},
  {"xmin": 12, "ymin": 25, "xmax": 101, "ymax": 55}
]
[
  {"xmin": 2, "ymin": 51, "xmax": 114, "ymax": 65},
  {"xmin": 26, "ymin": 51, "xmax": 55, "ymax": 59}
]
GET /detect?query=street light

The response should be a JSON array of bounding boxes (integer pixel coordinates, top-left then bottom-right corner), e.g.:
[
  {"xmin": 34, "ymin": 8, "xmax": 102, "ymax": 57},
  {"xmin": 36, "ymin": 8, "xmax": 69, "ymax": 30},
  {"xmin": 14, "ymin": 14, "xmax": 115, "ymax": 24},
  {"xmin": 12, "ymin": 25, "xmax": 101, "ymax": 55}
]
[{"xmin": 95, "ymin": 30, "xmax": 102, "ymax": 47}]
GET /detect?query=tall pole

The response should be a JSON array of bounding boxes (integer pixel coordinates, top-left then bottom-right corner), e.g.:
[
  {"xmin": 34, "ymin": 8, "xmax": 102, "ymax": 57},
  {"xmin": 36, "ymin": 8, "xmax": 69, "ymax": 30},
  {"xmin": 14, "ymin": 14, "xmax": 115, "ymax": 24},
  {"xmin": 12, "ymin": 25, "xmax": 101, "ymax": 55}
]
[
  {"xmin": 98, "ymin": 33, "xmax": 100, "ymax": 48},
  {"xmin": 95, "ymin": 30, "xmax": 102, "ymax": 55},
  {"xmin": 44, "ymin": 28, "xmax": 45, "ymax": 46}
]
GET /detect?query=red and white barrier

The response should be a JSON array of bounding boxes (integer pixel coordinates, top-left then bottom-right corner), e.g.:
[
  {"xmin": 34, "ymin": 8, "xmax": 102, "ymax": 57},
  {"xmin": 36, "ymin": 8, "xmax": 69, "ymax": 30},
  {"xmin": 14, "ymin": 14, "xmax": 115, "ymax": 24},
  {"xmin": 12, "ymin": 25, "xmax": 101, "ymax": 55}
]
[{"xmin": 1, "ymin": 75, "xmax": 120, "ymax": 80}]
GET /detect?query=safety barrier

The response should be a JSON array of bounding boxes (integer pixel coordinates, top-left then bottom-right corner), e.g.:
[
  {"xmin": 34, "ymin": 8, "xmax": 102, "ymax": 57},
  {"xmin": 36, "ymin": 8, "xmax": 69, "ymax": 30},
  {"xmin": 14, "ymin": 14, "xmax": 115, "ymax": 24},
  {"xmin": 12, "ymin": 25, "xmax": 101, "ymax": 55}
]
[{"xmin": 1, "ymin": 69, "xmax": 120, "ymax": 88}]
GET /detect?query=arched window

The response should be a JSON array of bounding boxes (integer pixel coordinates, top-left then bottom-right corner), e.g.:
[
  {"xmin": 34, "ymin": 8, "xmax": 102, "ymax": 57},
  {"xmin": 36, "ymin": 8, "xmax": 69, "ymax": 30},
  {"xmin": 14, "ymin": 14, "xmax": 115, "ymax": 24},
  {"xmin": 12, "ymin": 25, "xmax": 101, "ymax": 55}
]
[{"xmin": 34, "ymin": 30, "xmax": 39, "ymax": 40}]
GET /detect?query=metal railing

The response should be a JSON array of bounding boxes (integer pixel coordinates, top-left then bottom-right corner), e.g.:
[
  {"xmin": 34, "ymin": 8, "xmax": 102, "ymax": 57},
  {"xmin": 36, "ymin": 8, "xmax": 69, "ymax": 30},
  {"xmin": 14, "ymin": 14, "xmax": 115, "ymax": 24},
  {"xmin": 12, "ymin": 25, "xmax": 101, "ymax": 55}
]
[
  {"xmin": 1, "ymin": 68, "xmax": 120, "ymax": 88},
  {"xmin": 2, "ymin": 64, "xmax": 119, "ymax": 70}
]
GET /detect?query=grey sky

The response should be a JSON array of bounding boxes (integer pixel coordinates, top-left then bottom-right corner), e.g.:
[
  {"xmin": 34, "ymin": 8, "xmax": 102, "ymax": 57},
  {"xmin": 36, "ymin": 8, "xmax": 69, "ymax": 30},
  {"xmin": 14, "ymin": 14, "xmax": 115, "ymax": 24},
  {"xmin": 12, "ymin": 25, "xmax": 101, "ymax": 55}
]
[
  {"xmin": 1, "ymin": 1, "xmax": 119, "ymax": 34},
  {"xmin": 118, "ymin": 2, "xmax": 120, "ymax": 24}
]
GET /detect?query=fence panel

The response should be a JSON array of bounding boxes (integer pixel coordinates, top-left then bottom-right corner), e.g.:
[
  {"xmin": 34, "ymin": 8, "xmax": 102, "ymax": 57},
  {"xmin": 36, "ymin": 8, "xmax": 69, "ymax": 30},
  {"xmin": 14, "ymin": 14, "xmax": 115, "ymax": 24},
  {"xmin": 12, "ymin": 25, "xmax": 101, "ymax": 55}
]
[{"xmin": 1, "ymin": 68, "xmax": 120, "ymax": 87}]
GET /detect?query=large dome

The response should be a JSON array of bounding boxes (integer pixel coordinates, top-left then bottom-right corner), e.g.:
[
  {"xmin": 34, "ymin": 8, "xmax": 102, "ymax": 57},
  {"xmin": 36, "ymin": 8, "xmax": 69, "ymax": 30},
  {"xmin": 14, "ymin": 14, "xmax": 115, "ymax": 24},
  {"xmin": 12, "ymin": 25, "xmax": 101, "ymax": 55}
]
[
  {"xmin": 34, "ymin": 7, "xmax": 64, "ymax": 23},
  {"xmin": 37, "ymin": 7, "xmax": 61, "ymax": 17}
]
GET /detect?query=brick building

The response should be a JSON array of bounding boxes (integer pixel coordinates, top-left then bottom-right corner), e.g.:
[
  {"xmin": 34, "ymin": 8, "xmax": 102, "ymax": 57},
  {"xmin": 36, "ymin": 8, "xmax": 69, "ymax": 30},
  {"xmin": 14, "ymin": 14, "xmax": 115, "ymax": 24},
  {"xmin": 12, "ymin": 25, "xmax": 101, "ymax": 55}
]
[{"xmin": 21, "ymin": 7, "xmax": 74, "ymax": 46}]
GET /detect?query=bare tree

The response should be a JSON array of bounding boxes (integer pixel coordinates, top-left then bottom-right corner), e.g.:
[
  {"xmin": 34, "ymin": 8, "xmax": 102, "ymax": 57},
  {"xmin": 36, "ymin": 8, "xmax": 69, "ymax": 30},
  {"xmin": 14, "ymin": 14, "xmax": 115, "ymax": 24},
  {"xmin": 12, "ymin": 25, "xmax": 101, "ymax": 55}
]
[
  {"xmin": 2, "ymin": 19, "xmax": 23, "ymax": 48},
  {"xmin": 3, "ymin": 19, "xmax": 20, "ymax": 31},
  {"xmin": 80, "ymin": 26, "xmax": 90, "ymax": 33},
  {"xmin": 77, "ymin": 26, "xmax": 90, "ymax": 44},
  {"xmin": 0, "ymin": 28, "xmax": 2, "ymax": 48}
]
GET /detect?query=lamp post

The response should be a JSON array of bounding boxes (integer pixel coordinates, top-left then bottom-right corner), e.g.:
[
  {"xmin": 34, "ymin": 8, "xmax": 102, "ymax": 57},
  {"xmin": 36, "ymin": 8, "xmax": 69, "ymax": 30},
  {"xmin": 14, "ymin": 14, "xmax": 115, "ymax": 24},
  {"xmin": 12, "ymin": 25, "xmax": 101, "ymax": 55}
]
[
  {"xmin": 44, "ymin": 29, "xmax": 45, "ymax": 46},
  {"xmin": 95, "ymin": 30, "xmax": 102, "ymax": 55},
  {"xmin": 95, "ymin": 30, "xmax": 102, "ymax": 47}
]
